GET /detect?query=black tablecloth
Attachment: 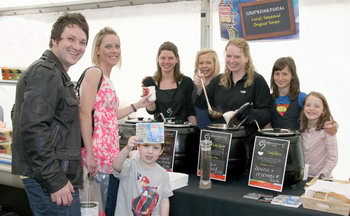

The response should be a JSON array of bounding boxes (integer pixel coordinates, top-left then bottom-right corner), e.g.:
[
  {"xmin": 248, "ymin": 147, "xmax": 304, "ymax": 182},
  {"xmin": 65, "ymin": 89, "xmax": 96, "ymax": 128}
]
[{"xmin": 170, "ymin": 172, "xmax": 337, "ymax": 216}]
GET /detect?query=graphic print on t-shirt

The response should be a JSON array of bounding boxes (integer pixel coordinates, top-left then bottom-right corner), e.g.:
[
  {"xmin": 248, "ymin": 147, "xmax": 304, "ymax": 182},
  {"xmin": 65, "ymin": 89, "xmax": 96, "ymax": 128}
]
[
  {"xmin": 132, "ymin": 172, "xmax": 159, "ymax": 216},
  {"xmin": 275, "ymin": 96, "xmax": 291, "ymax": 116},
  {"xmin": 276, "ymin": 104, "xmax": 289, "ymax": 116}
]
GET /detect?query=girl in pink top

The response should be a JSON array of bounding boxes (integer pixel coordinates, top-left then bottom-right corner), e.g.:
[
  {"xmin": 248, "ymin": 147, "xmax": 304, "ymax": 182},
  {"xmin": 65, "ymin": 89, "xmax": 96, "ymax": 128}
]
[
  {"xmin": 300, "ymin": 92, "xmax": 338, "ymax": 178},
  {"xmin": 79, "ymin": 27, "xmax": 152, "ymax": 215}
]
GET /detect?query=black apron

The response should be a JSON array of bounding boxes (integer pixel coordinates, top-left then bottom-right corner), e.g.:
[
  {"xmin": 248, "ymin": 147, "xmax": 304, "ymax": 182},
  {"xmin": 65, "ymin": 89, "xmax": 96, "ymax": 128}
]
[{"xmin": 155, "ymin": 81, "xmax": 187, "ymax": 121}]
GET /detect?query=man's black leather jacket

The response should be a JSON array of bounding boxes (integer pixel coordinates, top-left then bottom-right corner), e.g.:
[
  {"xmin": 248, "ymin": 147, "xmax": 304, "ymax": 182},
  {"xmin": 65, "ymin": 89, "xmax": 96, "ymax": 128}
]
[{"xmin": 11, "ymin": 50, "xmax": 83, "ymax": 194}]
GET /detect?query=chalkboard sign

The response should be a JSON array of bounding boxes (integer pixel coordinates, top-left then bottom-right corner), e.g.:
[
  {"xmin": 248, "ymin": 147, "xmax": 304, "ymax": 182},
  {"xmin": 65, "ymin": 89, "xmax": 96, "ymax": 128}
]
[
  {"xmin": 119, "ymin": 124, "xmax": 177, "ymax": 171},
  {"xmin": 156, "ymin": 130, "xmax": 177, "ymax": 172},
  {"xmin": 197, "ymin": 130, "xmax": 232, "ymax": 181},
  {"xmin": 239, "ymin": 0, "xmax": 296, "ymax": 40},
  {"xmin": 118, "ymin": 124, "xmax": 136, "ymax": 150},
  {"xmin": 249, "ymin": 136, "xmax": 290, "ymax": 192}
]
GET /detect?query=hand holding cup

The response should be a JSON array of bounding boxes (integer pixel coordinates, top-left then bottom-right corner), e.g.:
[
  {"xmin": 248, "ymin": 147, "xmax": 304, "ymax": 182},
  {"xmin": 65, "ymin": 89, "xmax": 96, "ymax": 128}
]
[{"xmin": 144, "ymin": 86, "xmax": 156, "ymax": 102}]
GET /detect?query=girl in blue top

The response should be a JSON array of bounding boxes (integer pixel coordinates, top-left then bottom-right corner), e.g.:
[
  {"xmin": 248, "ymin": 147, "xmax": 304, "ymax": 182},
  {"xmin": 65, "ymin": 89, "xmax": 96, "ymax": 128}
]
[
  {"xmin": 270, "ymin": 57, "xmax": 306, "ymax": 130},
  {"xmin": 269, "ymin": 57, "xmax": 337, "ymax": 133}
]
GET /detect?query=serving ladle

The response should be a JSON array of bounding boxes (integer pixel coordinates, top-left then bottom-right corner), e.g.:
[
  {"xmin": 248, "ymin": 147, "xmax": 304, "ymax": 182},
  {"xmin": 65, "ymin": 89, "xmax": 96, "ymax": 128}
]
[{"xmin": 199, "ymin": 76, "xmax": 223, "ymax": 119}]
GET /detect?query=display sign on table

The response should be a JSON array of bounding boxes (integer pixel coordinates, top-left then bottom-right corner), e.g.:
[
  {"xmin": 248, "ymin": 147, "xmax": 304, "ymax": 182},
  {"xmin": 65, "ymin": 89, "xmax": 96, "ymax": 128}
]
[
  {"xmin": 119, "ymin": 123, "xmax": 177, "ymax": 171},
  {"xmin": 197, "ymin": 130, "xmax": 232, "ymax": 181},
  {"xmin": 156, "ymin": 130, "xmax": 177, "ymax": 172},
  {"xmin": 239, "ymin": 0, "xmax": 296, "ymax": 40},
  {"xmin": 249, "ymin": 136, "xmax": 290, "ymax": 192},
  {"xmin": 118, "ymin": 124, "xmax": 136, "ymax": 150}
]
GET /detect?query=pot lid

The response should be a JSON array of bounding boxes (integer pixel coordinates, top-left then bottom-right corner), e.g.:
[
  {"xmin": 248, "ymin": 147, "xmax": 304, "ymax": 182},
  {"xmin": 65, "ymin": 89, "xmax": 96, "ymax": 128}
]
[
  {"xmin": 124, "ymin": 117, "xmax": 154, "ymax": 124},
  {"xmin": 258, "ymin": 128, "xmax": 295, "ymax": 136},
  {"xmin": 164, "ymin": 122, "xmax": 193, "ymax": 128},
  {"xmin": 207, "ymin": 123, "xmax": 243, "ymax": 131}
]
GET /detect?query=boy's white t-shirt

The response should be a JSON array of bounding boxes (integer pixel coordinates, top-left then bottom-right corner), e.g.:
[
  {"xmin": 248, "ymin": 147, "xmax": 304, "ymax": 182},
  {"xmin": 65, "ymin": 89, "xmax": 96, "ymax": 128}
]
[{"xmin": 114, "ymin": 157, "xmax": 173, "ymax": 216}]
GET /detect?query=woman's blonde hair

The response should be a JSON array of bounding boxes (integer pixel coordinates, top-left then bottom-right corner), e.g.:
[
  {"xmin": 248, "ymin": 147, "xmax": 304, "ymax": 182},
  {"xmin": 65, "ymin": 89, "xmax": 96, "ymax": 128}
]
[
  {"xmin": 299, "ymin": 91, "xmax": 334, "ymax": 132},
  {"xmin": 220, "ymin": 38, "xmax": 255, "ymax": 89},
  {"xmin": 91, "ymin": 27, "xmax": 121, "ymax": 67},
  {"xmin": 194, "ymin": 49, "xmax": 220, "ymax": 77}
]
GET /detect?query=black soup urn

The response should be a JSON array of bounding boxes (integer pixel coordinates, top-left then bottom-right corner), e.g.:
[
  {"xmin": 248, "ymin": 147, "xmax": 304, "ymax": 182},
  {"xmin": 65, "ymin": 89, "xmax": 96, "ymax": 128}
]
[{"xmin": 257, "ymin": 128, "xmax": 305, "ymax": 186}]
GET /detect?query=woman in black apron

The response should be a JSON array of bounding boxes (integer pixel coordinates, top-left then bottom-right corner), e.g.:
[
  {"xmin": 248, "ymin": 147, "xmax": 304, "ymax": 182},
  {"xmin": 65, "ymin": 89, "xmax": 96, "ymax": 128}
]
[{"xmin": 143, "ymin": 41, "xmax": 196, "ymax": 125}]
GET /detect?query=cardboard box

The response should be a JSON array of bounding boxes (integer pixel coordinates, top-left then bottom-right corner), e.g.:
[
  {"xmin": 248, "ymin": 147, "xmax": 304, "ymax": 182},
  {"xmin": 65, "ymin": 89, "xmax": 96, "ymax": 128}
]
[
  {"xmin": 301, "ymin": 194, "xmax": 350, "ymax": 216},
  {"xmin": 301, "ymin": 179, "xmax": 350, "ymax": 216},
  {"xmin": 168, "ymin": 172, "xmax": 188, "ymax": 191}
]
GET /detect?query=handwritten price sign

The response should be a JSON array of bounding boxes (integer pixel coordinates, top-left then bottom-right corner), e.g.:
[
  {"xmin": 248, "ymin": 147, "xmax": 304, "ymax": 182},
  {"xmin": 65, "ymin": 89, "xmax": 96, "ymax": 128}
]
[{"xmin": 248, "ymin": 136, "xmax": 290, "ymax": 192}]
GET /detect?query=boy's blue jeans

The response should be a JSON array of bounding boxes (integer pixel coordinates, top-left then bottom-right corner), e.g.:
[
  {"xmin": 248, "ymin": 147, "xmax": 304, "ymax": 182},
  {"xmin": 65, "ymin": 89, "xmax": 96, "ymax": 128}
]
[{"xmin": 22, "ymin": 178, "xmax": 81, "ymax": 216}]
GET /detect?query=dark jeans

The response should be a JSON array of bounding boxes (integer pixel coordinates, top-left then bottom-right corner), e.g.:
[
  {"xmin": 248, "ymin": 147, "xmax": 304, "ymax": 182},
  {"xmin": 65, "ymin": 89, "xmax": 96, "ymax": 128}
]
[
  {"xmin": 22, "ymin": 178, "xmax": 81, "ymax": 216},
  {"xmin": 105, "ymin": 174, "xmax": 119, "ymax": 216}
]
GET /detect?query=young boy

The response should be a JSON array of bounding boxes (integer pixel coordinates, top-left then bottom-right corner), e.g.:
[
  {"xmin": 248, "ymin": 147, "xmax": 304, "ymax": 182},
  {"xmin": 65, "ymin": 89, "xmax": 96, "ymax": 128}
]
[{"xmin": 113, "ymin": 136, "xmax": 173, "ymax": 216}]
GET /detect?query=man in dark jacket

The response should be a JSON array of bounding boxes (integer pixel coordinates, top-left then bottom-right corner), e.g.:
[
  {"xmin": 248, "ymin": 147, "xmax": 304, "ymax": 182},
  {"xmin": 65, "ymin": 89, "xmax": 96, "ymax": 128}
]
[{"xmin": 11, "ymin": 13, "xmax": 89, "ymax": 215}]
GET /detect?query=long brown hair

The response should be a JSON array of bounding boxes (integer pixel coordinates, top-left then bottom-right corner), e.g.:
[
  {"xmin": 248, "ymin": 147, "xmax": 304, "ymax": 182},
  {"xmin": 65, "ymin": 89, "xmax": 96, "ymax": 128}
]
[
  {"xmin": 153, "ymin": 41, "xmax": 183, "ymax": 83},
  {"xmin": 220, "ymin": 38, "xmax": 255, "ymax": 89},
  {"xmin": 299, "ymin": 91, "xmax": 334, "ymax": 132},
  {"xmin": 270, "ymin": 57, "xmax": 300, "ymax": 100}
]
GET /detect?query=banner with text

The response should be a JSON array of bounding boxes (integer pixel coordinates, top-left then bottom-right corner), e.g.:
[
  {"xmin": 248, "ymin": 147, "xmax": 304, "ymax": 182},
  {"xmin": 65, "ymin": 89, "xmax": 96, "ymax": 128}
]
[{"xmin": 219, "ymin": 0, "xmax": 299, "ymax": 40}]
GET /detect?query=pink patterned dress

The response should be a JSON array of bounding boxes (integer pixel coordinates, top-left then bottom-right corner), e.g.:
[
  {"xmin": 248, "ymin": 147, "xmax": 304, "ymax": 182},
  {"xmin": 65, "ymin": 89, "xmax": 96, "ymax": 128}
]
[{"xmin": 82, "ymin": 75, "xmax": 120, "ymax": 174}]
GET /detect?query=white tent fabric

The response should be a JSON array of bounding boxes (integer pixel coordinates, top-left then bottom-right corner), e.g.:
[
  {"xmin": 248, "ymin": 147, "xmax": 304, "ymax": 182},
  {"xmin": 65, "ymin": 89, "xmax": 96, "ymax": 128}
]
[{"xmin": 0, "ymin": 0, "xmax": 349, "ymax": 179}]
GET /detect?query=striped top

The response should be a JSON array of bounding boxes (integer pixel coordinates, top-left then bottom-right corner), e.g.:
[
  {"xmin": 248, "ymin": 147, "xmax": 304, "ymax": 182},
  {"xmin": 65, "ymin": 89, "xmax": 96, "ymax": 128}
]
[{"xmin": 301, "ymin": 128, "xmax": 338, "ymax": 178}]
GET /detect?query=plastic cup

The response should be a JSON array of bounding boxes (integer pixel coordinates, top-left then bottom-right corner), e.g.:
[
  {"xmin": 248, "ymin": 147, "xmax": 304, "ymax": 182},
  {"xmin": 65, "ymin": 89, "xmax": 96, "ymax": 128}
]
[{"xmin": 146, "ymin": 86, "xmax": 156, "ymax": 102}]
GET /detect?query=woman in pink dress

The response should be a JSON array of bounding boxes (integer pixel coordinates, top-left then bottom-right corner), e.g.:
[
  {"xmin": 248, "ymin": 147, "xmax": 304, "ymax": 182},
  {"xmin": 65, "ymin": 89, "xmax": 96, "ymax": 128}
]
[{"xmin": 79, "ymin": 27, "xmax": 151, "ymax": 216}]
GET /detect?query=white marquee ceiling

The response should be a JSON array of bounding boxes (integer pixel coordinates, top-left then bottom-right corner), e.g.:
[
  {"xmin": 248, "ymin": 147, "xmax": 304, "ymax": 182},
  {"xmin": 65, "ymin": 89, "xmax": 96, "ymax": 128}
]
[{"xmin": 0, "ymin": 0, "xmax": 195, "ymax": 16}]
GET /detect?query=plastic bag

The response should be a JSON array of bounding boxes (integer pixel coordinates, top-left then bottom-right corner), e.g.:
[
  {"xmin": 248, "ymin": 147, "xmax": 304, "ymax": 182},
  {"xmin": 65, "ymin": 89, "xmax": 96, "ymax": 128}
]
[
  {"xmin": 94, "ymin": 172, "xmax": 110, "ymax": 207},
  {"xmin": 80, "ymin": 169, "xmax": 106, "ymax": 216}
]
